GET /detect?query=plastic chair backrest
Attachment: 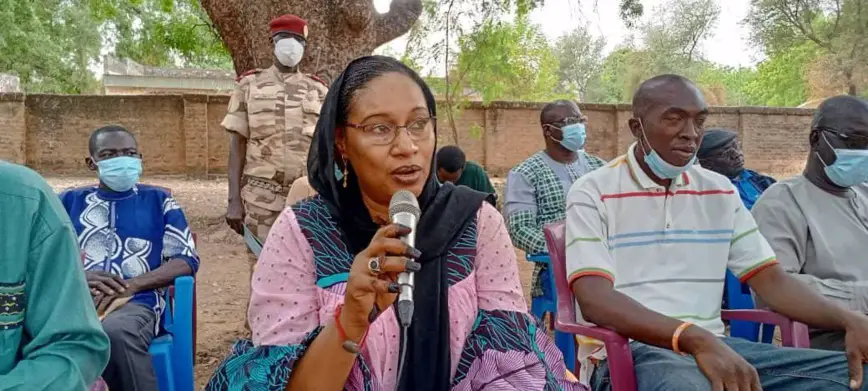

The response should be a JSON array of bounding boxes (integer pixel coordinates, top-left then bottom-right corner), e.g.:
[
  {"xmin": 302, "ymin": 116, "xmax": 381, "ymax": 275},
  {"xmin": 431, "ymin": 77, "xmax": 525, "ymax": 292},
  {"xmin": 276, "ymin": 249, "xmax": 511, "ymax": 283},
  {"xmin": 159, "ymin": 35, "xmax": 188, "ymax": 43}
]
[
  {"xmin": 544, "ymin": 221, "xmax": 639, "ymax": 391},
  {"xmin": 168, "ymin": 276, "xmax": 196, "ymax": 391},
  {"xmin": 543, "ymin": 222, "xmax": 578, "ymax": 324},
  {"xmin": 527, "ymin": 254, "xmax": 558, "ymax": 317},
  {"xmin": 526, "ymin": 253, "xmax": 576, "ymax": 373}
]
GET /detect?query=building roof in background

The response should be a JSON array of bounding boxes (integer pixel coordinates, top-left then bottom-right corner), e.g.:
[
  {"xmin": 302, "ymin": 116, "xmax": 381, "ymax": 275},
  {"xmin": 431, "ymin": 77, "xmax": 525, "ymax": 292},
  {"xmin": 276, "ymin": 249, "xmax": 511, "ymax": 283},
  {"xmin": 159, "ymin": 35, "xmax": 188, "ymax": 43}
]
[
  {"xmin": 102, "ymin": 56, "xmax": 235, "ymax": 94},
  {"xmin": 103, "ymin": 56, "xmax": 234, "ymax": 79}
]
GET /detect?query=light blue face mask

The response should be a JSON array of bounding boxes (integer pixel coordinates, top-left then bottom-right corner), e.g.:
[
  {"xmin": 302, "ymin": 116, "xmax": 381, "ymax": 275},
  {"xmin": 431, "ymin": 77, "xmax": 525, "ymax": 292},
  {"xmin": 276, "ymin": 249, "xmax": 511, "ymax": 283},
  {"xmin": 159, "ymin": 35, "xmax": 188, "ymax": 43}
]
[
  {"xmin": 819, "ymin": 132, "xmax": 868, "ymax": 187},
  {"xmin": 637, "ymin": 119, "xmax": 695, "ymax": 179},
  {"xmin": 550, "ymin": 123, "xmax": 587, "ymax": 152},
  {"xmin": 95, "ymin": 156, "xmax": 142, "ymax": 192}
]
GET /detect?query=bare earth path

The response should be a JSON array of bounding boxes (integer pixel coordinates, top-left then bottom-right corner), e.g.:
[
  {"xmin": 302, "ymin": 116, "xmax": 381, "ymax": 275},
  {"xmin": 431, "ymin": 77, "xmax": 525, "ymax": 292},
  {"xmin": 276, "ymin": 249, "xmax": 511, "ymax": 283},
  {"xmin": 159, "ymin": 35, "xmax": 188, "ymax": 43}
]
[{"xmin": 46, "ymin": 176, "xmax": 533, "ymax": 389}]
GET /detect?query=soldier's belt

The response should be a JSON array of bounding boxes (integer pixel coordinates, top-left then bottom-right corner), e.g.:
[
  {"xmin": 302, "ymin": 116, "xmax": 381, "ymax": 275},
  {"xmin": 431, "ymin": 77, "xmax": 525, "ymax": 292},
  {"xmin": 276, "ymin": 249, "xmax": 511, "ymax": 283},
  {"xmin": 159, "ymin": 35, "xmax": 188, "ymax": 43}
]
[{"xmin": 246, "ymin": 176, "xmax": 290, "ymax": 196}]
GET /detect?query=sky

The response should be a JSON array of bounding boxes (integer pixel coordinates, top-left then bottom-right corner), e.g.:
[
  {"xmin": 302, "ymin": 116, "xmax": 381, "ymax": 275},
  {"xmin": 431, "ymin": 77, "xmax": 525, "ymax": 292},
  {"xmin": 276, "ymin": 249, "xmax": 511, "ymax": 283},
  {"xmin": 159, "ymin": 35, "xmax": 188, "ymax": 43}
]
[{"xmin": 373, "ymin": 0, "xmax": 762, "ymax": 70}]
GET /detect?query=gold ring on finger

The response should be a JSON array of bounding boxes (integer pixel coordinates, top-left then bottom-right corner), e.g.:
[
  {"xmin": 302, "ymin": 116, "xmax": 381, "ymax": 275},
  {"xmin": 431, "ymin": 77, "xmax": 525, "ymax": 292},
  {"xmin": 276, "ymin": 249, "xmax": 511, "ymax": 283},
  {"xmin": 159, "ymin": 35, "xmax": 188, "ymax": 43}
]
[{"xmin": 367, "ymin": 257, "xmax": 382, "ymax": 275}]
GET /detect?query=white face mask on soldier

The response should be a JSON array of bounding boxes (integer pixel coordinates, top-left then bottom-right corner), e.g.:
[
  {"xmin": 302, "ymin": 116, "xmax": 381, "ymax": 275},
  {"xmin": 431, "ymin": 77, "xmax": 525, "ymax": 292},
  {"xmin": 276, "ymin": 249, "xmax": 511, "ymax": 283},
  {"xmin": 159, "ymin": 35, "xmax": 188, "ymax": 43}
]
[{"xmin": 274, "ymin": 38, "xmax": 304, "ymax": 67}]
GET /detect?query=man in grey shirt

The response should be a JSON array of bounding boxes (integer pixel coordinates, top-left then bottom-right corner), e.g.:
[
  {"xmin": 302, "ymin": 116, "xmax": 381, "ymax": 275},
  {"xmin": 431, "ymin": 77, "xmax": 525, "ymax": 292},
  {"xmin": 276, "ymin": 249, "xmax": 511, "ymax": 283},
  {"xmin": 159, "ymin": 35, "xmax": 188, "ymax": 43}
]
[{"xmin": 753, "ymin": 95, "xmax": 868, "ymax": 350}]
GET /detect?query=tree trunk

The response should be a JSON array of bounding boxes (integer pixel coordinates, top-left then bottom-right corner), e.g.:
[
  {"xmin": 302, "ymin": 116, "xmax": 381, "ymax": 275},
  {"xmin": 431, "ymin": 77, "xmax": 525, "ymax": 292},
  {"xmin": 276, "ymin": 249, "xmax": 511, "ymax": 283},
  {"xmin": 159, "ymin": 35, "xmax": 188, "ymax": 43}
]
[
  {"xmin": 201, "ymin": 0, "xmax": 423, "ymax": 84},
  {"xmin": 844, "ymin": 68, "xmax": 858, "ymax": 95}
]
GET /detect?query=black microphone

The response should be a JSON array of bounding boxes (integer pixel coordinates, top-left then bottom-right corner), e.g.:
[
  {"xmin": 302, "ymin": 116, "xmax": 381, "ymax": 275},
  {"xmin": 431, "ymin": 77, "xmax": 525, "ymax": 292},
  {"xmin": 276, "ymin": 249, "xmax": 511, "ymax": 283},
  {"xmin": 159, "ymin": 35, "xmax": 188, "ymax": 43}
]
[{"xmin": 389, "ymin": 190, "xmax": 421, "ymax": 327}]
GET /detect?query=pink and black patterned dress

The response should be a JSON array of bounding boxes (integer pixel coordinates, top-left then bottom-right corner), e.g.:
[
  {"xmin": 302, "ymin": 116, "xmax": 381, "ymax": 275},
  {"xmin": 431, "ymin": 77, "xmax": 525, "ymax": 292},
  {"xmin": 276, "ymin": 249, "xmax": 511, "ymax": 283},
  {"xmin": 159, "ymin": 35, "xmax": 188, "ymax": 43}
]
[{"xmin": 205, "ymin": 196, "xmax": 584, "ymax": 390}]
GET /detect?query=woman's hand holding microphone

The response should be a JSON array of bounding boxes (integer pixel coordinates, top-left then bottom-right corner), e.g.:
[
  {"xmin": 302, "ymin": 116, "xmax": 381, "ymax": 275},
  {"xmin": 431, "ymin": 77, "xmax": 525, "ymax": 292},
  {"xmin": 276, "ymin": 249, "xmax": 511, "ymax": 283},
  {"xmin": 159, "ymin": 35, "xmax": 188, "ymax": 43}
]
[{"xmin": 338, "ymin": 223, "xmax": 421, "ymax": 346}]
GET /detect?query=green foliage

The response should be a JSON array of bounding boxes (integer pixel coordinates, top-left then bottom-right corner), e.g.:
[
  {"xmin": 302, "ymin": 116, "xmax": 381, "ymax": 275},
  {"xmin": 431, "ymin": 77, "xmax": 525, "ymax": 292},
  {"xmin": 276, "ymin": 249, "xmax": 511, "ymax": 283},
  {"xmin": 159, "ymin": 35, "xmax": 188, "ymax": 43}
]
[
  {"xmin": 455, "ymin": 18, "xmax": 566, "ymax": 103},
  {"xmin": 90, "ymin": 0, "xmax": 231, "ymax": 69},
  {"xmin": 0, "ymin": 0, "xmax": 230, "ymax": 93},
  {"xmin": 0, "ymin": 0, "xmax": 102, "ymax": 93},
  {"xmin": 746, "ymin": 0, "xmax": 868, "ymax": 95},
  {"xmin": 553, "ymin": 26, "xmax": 606, "ymax": 100},
  {"xmin": 468, "ymin": 123, "xmax": 484, "ymax": 139},
  {"xmin": 618, "ymin": 0, "xmax": 644, "ymax": 28},
  {"xmin": 743, "ymin": 43, "xmax": 819, "ymax": 107},
  {"xmin": 582, "ymin": 0, "xmax": 721, "ymax": 103},
  {"xmin": 583, "ymin": 47, "xmax": 633, "ymax": 103},
  {"xmin": 695, "ymin": 65, "xmax": 758, "ymax": 106}
]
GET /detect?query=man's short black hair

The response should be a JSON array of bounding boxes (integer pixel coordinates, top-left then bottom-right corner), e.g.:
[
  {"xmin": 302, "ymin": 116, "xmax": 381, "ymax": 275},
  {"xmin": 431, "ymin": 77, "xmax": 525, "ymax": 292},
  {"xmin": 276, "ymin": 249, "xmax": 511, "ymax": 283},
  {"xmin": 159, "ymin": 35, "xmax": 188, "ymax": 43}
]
[
  {"xmin": 436, "ymin": 145, "xmax": 466, "ymax": 173},
  {"xmin": 88, "ymin": 125, "xmax": 135, "ymax": 156},
  {"xmin": 540, "ymin": 99, "xmax": 579, "ymax": 125}
]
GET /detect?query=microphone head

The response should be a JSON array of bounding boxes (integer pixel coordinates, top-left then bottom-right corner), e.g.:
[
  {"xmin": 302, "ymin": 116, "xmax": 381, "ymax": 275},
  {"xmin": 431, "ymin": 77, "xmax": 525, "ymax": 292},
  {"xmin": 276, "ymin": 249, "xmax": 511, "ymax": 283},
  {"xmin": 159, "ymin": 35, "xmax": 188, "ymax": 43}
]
[{"xmin": 389, "ymin": 190, "xmax": 421, "ymax": 221}]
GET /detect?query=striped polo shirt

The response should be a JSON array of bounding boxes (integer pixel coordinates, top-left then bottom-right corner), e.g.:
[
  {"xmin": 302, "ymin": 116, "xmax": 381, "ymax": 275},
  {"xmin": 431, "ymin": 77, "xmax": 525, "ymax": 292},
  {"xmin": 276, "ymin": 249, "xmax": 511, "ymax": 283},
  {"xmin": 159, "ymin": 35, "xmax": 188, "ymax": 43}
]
[{"xmin": 565, "ymin": 143, "xmax": 778, "ymax": 383}]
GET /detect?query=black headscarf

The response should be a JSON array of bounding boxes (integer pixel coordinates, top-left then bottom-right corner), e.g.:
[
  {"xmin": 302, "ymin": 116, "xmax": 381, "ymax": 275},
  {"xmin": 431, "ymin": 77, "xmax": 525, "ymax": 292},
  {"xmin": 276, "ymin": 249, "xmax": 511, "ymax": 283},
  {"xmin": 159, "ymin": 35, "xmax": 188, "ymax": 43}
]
[{"xmin": 307, "ymin": 55, "xmax": 491, "ymax": 390}]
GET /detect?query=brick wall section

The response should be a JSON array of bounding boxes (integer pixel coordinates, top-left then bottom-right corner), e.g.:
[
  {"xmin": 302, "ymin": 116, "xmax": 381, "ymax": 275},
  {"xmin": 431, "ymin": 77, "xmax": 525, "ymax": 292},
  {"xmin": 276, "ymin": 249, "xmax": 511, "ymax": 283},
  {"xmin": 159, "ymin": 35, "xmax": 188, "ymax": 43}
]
[
  {"xmin": 436, "ymin": 103, "xmax": 486, "ymax": 165},
  {"xmin": 182, "ymin": 95, "xmax": 212, "ymax": 175},
  {"xmin": 0, "ymin": 94, "xmax": 817, "ymax": 178},
  {"xmin": 23, "ymin": 95, "xmax": 187, "ymax": 174},
  {"xmin": 207, "ymin": 95, "xmax": 231, "ymax": 175},
  {"xmin": 0, "ymin": 94, "xmax": 25, "ymax": 164}
]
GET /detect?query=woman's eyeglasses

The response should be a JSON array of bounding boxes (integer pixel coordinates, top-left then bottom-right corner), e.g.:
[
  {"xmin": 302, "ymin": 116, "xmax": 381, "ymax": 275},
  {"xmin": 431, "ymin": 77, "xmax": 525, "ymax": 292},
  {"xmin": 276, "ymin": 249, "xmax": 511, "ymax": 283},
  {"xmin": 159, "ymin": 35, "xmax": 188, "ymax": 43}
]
[{"xmin": 345, "ymin": 117, "xmax": 436, "ymax": 146}]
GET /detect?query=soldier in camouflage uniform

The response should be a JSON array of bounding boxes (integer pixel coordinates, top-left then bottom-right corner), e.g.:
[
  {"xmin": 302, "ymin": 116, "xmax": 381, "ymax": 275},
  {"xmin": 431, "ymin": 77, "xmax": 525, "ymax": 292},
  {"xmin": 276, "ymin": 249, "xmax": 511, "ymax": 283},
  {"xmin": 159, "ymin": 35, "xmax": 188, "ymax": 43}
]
[
  {"xmin": 503, "ymin": 100, "xmax": 606, "ymax": 299},
  {"xmin": 222, "ymin": 14, "xmax": 328, "ymax": 315}
]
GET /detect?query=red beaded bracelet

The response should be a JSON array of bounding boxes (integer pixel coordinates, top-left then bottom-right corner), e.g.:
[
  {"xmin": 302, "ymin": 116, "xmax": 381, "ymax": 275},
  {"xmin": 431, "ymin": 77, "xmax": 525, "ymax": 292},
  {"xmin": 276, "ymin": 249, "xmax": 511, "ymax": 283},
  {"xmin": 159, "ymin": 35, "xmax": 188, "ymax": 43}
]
[{"xmin": 334, "ymin": 304, "xmax": 369, "ymax": 354}]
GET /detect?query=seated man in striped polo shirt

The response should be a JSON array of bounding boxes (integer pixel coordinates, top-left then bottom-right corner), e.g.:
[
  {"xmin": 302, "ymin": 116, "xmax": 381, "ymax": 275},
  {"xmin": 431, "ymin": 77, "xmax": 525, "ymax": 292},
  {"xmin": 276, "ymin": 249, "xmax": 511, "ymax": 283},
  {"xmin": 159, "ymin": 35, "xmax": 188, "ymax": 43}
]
[{"xmin": 566, "ymin": 74, "xmax": 868, "ymax": 391}]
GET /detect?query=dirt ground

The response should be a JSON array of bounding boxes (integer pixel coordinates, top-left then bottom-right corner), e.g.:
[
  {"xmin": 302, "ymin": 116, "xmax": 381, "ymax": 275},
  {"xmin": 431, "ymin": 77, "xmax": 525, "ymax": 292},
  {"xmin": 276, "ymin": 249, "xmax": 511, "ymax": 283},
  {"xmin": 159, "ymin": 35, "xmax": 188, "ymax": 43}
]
[{"xmin": 46, "ymin": 176, "xmax": 534, "ymax": 389}]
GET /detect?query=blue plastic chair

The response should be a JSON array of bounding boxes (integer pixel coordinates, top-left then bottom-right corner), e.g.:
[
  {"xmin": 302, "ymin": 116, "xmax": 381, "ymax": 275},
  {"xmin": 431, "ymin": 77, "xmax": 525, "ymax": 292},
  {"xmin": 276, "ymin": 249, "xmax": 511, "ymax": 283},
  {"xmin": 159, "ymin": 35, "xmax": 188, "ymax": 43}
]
[
  {"xmin": 724, "ymin": 270, "xmax": 774, "ymax": 344},
  {"xmin": 149, "ymin": 276, "xmax": 195, "ymax": 391},
  {"xmin": 527, "ymin": 254, "xmax": 577, "ymax": 373}
]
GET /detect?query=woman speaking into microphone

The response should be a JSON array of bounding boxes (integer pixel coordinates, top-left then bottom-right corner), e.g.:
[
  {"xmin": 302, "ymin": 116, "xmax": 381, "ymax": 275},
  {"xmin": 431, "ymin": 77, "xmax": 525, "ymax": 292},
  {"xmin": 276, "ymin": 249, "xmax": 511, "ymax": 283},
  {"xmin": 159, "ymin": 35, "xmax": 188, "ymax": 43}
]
[{"xmin": 206, "ymin": 56, "xmax": 583, "ymax": 391}]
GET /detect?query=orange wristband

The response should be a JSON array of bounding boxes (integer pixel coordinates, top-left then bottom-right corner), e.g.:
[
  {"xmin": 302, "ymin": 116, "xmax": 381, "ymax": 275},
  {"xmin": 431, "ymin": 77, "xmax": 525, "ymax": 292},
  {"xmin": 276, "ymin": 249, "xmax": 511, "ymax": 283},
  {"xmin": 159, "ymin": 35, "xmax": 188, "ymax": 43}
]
[{"xmin": 672, "ymin": 322, "xmax": 693, "ymax": 355}]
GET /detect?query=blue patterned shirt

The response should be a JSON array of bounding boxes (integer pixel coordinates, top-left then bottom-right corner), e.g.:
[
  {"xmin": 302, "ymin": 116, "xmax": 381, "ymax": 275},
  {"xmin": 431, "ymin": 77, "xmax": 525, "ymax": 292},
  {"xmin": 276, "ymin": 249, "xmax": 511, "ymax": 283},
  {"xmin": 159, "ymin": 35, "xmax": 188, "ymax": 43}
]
[
  {"xmin": 732, "ymin": 169, "xmax": 776, "ymax": 210},
  {"xmin": 59, "ymin": 185, "xmax": 200, "ymax": 320}
]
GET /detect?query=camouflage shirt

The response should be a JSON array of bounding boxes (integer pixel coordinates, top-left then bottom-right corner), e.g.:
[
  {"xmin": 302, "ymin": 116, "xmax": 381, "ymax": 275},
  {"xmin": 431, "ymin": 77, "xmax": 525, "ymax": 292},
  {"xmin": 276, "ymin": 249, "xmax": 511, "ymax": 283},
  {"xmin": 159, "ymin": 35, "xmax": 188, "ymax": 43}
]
[{"xmin": 222, "ymin": 65, "xmax": 328, "ymax": 186}]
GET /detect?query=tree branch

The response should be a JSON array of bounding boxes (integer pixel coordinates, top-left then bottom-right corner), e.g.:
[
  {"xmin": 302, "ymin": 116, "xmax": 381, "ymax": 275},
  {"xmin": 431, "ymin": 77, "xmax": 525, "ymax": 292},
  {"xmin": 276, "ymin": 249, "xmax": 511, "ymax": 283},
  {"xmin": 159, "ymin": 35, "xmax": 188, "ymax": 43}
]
[
  {"xmin": 193, "ymin": 7, "xmax": 224, "ymax": 45},
  {"xmin": 829, "ymin": 0, "xmax": 842, "ymax": 41},
  {"xmin": 443, "ymin": 0, "xmax": 460, "ymax": 145},
  {"xmin": 776, "ymin": 1, "xmax": 832, "ymax": 51},
  {"xmin": 374, "ymin": 0, "xmax": 423, "ymax": 46}
]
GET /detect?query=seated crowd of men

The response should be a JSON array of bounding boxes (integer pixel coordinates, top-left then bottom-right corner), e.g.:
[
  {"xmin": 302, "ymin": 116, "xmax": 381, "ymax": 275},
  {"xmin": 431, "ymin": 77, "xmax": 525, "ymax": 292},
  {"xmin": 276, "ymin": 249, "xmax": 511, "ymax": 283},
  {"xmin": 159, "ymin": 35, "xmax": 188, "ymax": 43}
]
[
  {"xmin": 4, "ymin": 58, "xmax": 868, "ymax": 389},
  {"xmin": 564, "ymin": 76, "xmax": 868, "ymax": 390}
]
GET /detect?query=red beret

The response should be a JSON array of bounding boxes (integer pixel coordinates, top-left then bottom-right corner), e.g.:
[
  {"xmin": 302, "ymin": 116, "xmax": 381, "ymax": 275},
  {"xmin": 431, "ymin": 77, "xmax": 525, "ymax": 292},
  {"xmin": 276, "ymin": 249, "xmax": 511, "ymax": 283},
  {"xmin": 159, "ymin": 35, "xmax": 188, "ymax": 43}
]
[{"xmin": 269, "ymin": 14, "xmax": 308, "ymax": 39}]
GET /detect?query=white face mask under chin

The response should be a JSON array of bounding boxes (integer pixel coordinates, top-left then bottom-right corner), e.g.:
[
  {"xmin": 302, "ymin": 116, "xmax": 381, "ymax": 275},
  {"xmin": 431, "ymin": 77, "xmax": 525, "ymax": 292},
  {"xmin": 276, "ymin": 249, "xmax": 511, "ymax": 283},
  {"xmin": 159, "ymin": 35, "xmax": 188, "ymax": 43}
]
[{"xmin": 274, "ymin": 38, "xmax": 304, "ymax": 68}]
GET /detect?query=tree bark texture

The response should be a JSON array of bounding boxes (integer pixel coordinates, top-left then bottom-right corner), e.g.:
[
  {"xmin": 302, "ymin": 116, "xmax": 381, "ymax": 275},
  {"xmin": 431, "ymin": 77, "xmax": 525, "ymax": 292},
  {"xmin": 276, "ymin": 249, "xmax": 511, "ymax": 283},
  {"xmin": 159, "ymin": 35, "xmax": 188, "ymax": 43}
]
[{"xmin": 201, "ymin": 0, "xmax": 422, "ymax": 84}]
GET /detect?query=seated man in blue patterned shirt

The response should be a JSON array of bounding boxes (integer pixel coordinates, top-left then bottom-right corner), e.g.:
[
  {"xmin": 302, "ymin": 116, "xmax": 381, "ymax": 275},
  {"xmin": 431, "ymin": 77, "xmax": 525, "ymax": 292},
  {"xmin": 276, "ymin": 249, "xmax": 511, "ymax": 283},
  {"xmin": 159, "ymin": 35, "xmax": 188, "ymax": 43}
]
[{"xmin": 59, "ymin": 125, "xmax": 200, "ymax": 391}]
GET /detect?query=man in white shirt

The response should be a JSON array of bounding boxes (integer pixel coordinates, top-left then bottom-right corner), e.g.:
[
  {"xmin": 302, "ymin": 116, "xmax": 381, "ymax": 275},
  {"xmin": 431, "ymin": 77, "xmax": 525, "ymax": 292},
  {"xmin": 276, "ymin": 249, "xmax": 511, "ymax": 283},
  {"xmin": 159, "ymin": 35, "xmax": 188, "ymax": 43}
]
[{"xmin": 566, "ymin": 74, "xmax": 868, "ymax": 390}]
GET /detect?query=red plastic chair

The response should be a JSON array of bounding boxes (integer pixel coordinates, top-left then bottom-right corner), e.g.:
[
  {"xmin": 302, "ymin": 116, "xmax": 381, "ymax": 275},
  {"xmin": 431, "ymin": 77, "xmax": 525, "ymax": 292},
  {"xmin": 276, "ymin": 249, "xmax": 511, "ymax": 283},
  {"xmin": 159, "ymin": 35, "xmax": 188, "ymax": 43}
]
[{"xmin": 542, "ymin": 221, "xmax": 810, "ymax": 391}]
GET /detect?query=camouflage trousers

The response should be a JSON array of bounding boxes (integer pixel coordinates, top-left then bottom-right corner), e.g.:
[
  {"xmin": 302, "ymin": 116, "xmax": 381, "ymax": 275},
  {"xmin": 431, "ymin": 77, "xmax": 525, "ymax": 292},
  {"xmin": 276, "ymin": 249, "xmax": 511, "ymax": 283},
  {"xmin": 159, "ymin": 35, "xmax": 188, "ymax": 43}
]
[
  {"xmin": 240, "ymin": 178, "xmax": 288, "ymax": 332},
  {"xmin": 242, "ymin": 178, "xmax": 289, "ymax": 249}
]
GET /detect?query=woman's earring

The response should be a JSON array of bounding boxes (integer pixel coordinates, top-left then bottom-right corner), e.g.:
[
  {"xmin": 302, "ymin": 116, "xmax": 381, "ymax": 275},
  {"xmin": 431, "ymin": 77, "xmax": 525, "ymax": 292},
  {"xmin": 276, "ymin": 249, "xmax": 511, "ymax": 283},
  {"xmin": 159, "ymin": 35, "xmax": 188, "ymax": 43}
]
[{"xmin": 342, "ymin": 157, "xmax": 348, "ymax": 188}]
